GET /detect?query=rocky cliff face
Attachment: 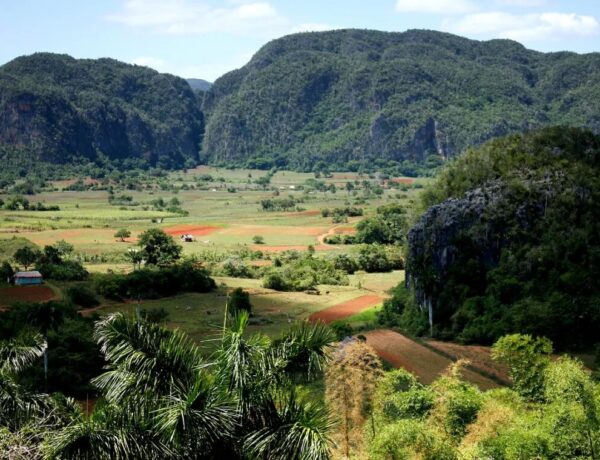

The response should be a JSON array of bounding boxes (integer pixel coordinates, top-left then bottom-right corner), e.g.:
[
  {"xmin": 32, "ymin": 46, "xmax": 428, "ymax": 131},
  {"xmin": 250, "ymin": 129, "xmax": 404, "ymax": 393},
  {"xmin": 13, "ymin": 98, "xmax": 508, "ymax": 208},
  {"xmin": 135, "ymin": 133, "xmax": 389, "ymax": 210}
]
[{"xmin": 406, "ymin": 179, "xmax": 552, "ymax": 326}]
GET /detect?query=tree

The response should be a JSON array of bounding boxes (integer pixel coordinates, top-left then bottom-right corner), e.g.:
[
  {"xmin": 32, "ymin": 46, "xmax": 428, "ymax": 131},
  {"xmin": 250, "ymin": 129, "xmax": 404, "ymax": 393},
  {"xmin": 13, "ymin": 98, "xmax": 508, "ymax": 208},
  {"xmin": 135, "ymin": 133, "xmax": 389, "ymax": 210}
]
[
  {"xmin": 252, "ymin": 235, "xmax": 265, "ymax": 245},
  {"xmin": 54, "ymin": 240, "xmax": 74, "ymax": 258},
  {"xmin": 114, "ymin": 228, "xmax": 131, "ymax": 242},
  {"xmin": 125, "ymin": 248, "xmax": 143, "ymax": 270},
  {"xmin": 13, "ymin": 247, "xmax": 40, "ymax": 271},
  {"xmin": 0, "ymin": 262, "xmax": 14, "ymax": 284},
  {"xmin": 228, "ymin": 288, "xmax": 252, "ymax": 316},
  {"xmin": 137, "ymin": 228, "xmax": 182, "ymax": 266},
  {"xmin": 25, "ymin": 302, "xmax": 72, "ymax": 391},
  {"xmin": 491, "ymin": 334, "xmax": 552, "ymax": 401}
]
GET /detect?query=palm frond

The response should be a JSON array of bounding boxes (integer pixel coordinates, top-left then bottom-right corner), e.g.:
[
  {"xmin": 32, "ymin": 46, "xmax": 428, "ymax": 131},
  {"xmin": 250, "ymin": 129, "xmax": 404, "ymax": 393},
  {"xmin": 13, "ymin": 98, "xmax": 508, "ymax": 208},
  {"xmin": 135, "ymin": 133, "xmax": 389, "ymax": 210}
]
[
  {"xmin": 244, "ymin": 390, "xmax": 335, "ymax": 460},
  {"xmin": 0, "ymin": 332, "xmax": 46, "ymax": 375},
  {"xmin": 272, "ymin": 321, "xmax": 336, "ymax": 382}
]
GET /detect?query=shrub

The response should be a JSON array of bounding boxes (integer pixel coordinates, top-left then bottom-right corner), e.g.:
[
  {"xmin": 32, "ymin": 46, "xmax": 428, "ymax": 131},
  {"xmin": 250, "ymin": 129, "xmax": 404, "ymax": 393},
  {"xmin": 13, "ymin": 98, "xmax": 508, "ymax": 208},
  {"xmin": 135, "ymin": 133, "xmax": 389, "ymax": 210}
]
[
  {"xmin": 252, "ymin": 235, "xmax": 265, "ymax": 244},
  {"xmin": 358, "ymin": 244, "xmax": 393, "ymax": 273},
  {"xmin": 66, "ymin": 285, "xmax": 99, "ymax": 308},
  {"xmin": 95, "ymin": 262, "xmax": 215, "ymax": 300},
  {"xmin": 229, "ymin": 288, "xmax": 252, "ymax": 316}
]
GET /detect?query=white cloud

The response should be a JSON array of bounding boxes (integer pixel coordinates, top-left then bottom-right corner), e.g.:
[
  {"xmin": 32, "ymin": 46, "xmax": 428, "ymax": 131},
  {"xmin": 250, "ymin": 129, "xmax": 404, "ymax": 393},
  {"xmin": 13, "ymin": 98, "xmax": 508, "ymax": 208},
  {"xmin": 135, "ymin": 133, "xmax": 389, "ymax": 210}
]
[
  {"xmin": 395, "ymin": 0, "xmax": 478, "ymax": 15},
  {"xmin": 108, "ymin": 0, "xmax": 286, "ymax": 36},
  {"xmin": 493, "ymin": 0, "xmax": 548, "ymax": 7},
  {"xmin": 443, "ymin": 11, "xmax": 600, "ymax": 41},
  {"xmin": 290, "ymin": 23, "xmax": 335, "ymax": 33}
]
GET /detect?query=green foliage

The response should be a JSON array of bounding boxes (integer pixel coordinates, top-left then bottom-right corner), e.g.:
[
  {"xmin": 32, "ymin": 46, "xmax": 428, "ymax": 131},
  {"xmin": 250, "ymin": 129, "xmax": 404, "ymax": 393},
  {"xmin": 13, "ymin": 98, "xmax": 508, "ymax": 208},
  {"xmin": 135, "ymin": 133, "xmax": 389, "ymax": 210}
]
[
  {"xmin": 94, "ymin": 262, "xmax": 215, "ymax": 300},
  {"xmin": 406, "ymin": 127, "xmax": 600, "ymax": 348},
  {"xmin": 356, "ymin": 203, "xmax": 406, "ymax": 245},
  {"xmin": 204, "ymin": 29, "xmax": 600, "ymax": 172},
  {"xmin": 137, "ymin": 228, "xmax": 182, "ymax": 266},
  {"xmin": 0, "ymin": 52, "xmax": 203, "ymax": 173},
  {"xmin": 357, "ymin": 244, "xmax": 394, "ymax": 273},
  {"xmin": 13, "ymin": 247, "xmax": 40, "ymax": 271},
  {"xmin": 65, "ymin": 285, "xmax": 99, "ymax": 308},
  {"xmin": 229, "ymin": 287, "xmax": 252, "ymax": 316},
  {"xmin": 491, "ymin": 334, "xmax": 552, "ymax": 401},
  {"xmin": 113, "ymin": 228, "xmax": 131, "ymax": 241},
  {"xmin": 262, "ymin": 252, "xmax": 348, "ymax": 291},
  {"xmin": 252, "ymin": 235, "xmax": 265, "ymax": 244}
]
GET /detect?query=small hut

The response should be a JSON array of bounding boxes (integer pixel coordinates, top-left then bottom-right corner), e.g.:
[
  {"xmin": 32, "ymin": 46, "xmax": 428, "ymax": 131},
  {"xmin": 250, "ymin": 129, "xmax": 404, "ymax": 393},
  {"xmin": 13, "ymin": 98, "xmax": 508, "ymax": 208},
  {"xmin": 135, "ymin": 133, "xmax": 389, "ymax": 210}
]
[{"xmin": 14, "ymin": 271, "xmax": 43, "ymax": 286}]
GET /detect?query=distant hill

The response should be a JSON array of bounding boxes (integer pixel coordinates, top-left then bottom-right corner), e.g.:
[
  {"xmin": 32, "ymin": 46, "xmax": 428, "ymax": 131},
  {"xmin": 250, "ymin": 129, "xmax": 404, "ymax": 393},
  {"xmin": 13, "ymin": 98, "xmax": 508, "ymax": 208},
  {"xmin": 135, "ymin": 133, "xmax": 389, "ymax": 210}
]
[
  {"xmin": 187, "ymin": 78, "xmax": 212, "ymax": 92},
  {"xmin": 0, "ymin": 53, "xmax": 203, "ymax": 169},
  {"xmin": 203, "ymin": 29, "xmax": 600, "ymax": 171}
]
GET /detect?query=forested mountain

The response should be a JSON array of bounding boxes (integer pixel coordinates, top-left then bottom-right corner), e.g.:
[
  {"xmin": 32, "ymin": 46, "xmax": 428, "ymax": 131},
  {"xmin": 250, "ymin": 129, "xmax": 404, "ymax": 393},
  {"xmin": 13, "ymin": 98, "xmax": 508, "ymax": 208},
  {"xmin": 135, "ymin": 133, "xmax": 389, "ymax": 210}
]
[
  {"xmin": 0, "ymin": 53, "xmax": 203, "ymax": 169},
  {"xmin": 187, "ymin": 78, "xmax": 212, "ymax": 92},
  {"xmin": 401, "ymin": 127, "xmax": 600, "ymax": 349},
  {"xmin": 203, "ymin": 29, "xmax": 600, "ymax": 171},
  {"xmin": 2, "ymin": 30, "xmax": 600, "ymax": 175}
]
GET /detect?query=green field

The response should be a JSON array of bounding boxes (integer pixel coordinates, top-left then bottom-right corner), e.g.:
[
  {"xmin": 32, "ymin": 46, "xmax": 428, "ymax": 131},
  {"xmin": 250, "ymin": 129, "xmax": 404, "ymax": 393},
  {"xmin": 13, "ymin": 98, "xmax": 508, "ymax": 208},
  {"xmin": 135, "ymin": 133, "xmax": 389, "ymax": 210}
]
[{"xmin": 0, "ymin": 168, "xmax": 417, "ymax": 347}]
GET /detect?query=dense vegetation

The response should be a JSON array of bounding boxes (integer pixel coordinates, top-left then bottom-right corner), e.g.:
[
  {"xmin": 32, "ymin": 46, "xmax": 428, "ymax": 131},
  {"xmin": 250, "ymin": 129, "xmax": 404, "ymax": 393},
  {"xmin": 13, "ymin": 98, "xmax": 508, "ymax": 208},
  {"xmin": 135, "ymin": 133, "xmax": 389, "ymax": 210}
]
[
  {"xmin": 394, "ymin": 127, "xmax": 600, "ymax": 349},
  {"xmin": 203, "ymin": 29, "xmax": 600, "ymax": 172},
  {"xmin": 366, "ymin": 334, "xmax": 600, "ymax": 459},
  {"xmin": 0, "ymin": 312, "xmax": 337, "ymax": 458},
  {"xmin": 0, "ymin": 53, "xmax": 203, "ymax": 171}
]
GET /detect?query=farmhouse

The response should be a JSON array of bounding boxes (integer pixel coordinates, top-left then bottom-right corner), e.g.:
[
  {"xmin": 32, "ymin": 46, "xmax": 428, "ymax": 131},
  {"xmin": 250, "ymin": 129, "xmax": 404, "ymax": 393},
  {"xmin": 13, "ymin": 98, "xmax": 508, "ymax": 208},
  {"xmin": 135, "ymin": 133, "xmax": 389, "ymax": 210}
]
[{"xmin": 14, "ymin": 270, "xmax": 43, "ymax": 285}]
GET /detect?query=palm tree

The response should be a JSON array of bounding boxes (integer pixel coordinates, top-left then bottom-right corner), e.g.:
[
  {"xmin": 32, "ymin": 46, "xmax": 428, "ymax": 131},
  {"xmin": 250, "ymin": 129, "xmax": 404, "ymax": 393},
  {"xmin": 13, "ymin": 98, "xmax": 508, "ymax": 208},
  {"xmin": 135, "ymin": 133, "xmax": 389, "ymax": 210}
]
[{"xmin": 5, "ymin": 312, "xmax": 336, "ymax": 459}]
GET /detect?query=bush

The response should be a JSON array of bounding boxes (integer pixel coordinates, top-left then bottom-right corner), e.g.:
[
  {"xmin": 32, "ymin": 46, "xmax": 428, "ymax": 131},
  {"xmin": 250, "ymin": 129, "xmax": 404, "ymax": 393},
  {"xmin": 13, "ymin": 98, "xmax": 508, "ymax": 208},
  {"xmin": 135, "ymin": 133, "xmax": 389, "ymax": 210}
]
[
  {"xmin": 38, "ymin": 260, "xmax": 88, "ymax": 281},
  {"xmin": 252, "ymin": 235, "xmax": 265, "ymax": 244},
  {"xmin": 358, "ymin": 244, "xmax": 393, "ymax": 273},
  {"xmin": 66, "ymin": 285, "xmax": 99, "ymax": 308},
  {"xmin": 95, "ymin": 262, "xmax": 215, "ymax": 300},
  {"xmin": 229, "ymin": 288, "xmax": 252, "ymax": 316},
  {"xmin": 140, "ymin": 307, "xmax": 170, "ymax": 323}
]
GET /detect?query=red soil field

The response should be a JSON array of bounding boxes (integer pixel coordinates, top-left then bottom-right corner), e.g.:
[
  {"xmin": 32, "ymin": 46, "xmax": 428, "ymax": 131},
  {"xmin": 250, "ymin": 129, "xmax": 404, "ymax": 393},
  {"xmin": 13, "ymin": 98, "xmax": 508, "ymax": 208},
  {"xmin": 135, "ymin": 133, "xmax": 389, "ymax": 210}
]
[
  {"xmin": 363, "ymin": 330, "xmax": 499, "ymax": 390},
  {"xmin": 309, "ymin": 295, "xmax": 384, "ymax": 323},
  {"xmin": 0, "ymin": 285, "xmax": 57, "ymax": 307},
  {"xmin": 162, "ymin": 225, "xmax": 220, "ymax": 237},
  {"xmin": 426, "ymin": 340, "xmax": 510, "ymax": 384},
  {"xmin": 224, "ymin": 225, "xmax": 326, "ymax": 236},
  {"xmin": 390, "ymin": 177, "xmax": 415, "ymax": 184}
]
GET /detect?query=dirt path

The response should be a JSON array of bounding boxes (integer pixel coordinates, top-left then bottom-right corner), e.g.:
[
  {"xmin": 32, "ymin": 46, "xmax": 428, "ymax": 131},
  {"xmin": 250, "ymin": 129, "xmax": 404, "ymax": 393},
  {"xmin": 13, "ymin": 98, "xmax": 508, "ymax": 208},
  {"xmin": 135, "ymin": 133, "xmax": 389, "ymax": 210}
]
[
  {"xmin": 316, "ymin": 225, "xmax": 356, "ymax": 246},
  {"xmin": 363, "ymin": 329, "xmax": 500, "ymax": 390},
  {"xmin": 309, "ymin": 294, "xmax": 384, "ymax": 323}
]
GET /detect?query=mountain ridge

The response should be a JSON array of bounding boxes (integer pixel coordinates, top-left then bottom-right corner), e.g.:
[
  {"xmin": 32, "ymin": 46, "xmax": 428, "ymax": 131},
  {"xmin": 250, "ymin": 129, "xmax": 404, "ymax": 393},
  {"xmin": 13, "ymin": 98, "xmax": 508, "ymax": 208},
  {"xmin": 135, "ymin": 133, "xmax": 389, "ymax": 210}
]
[{"xmin": 202, "ymin": 28, "xmax": 600, "ymax": 171}]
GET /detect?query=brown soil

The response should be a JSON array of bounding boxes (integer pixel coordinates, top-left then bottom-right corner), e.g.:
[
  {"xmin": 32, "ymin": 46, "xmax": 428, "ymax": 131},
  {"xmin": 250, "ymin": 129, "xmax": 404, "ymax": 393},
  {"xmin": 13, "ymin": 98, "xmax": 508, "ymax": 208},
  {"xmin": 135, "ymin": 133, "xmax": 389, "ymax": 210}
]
[
  {"xmin": 426, "ymin": 340, "xmax": 510, "ymax": 384},
  {"xmin": 363, "ymin": 330, "xmax": 499, "ymax": 390},
  {"xmin": 0, "ymin": 285, "xmax": 57, "ymax": 307},
  {"xmin": 162, "ymin": 225, "xmax": 220, "ymax": 237},
  {"xmin": 223, "ymin": 225, "xmax": 326, "ymax": 236},
  {"xmin": 309, "ymin": 295, "xmax": 384, "ymax": 323},
  {"xmin": 390, "ymin": 177, "xmax": 415, "ymax": 184}
]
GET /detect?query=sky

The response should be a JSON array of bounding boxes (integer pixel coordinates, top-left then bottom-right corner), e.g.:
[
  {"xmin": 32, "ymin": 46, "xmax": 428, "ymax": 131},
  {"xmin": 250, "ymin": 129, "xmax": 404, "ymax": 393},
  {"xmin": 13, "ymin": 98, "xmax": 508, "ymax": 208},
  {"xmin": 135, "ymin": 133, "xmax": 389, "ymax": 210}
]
[{"xmin": 1, "ymin": 0, "xmax": 599, "ymax": 82}]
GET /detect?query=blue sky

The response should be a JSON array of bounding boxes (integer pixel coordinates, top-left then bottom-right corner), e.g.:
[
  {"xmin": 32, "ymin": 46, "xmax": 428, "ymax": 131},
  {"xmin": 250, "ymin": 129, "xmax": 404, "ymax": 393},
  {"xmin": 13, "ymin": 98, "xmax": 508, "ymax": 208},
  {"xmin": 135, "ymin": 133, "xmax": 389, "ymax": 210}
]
[{"xmin": 1, "ymin": 0, "xmax": 599, "ymax": 81}]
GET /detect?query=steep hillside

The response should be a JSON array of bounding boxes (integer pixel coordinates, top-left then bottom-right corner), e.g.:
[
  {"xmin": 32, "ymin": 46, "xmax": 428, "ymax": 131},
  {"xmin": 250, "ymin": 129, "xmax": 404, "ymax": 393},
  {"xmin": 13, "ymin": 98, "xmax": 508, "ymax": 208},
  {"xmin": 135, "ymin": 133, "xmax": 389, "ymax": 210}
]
[
  {"xmin": 203, "ymin": 29, "xmax": 600, "ymax": 171},
  {"xmin": 404, "ymin": 127, "xmax": 600, "ymax": 349},
  {"xmin": 0, "ymin": 53, "xmax": 203, "ymax": 168},
  {"xmin": 187, "ymin": 78, "xmax": 212, "ymax": 92}
]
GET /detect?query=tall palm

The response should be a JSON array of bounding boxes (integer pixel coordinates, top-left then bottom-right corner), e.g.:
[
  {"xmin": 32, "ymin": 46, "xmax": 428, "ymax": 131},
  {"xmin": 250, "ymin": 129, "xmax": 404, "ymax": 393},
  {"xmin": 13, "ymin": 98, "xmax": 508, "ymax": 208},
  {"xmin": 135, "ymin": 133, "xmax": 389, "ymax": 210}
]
[
  {"xmin": 26, "ymin": 301, "xmax": 70, "ymax": 390},
  {"xmin": 47, "ymin": 313, "xmax": 336, "ymax": 459},
  {"xmin": 0, "ymin": 333, "xmax": 48, "ymax": 429}
]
